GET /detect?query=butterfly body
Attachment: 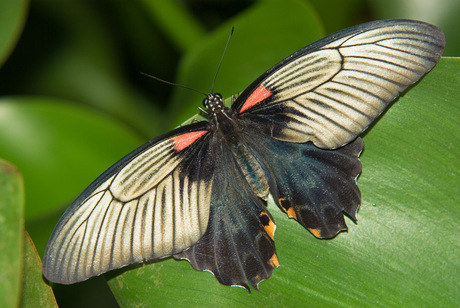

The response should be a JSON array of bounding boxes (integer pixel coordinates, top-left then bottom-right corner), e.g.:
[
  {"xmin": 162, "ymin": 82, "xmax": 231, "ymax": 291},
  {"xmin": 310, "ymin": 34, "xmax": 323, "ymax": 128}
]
[
  {"xmin": 202, "ymin": 93, "xmax": 271, "ymax": 201},
  {"xmin": 43, "ymin": 19, "xmax": 445, "ymax": 291}
]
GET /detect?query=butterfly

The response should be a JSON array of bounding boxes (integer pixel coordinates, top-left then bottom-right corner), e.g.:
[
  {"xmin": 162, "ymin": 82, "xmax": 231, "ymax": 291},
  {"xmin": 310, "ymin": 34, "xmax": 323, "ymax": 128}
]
[{"xmin": 42, "ymin": 19, "xmax": 445, "ymax": 291}]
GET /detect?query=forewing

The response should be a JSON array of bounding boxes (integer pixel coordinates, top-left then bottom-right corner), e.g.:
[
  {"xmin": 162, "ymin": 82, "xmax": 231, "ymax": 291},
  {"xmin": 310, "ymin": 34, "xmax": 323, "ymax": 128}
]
[
  {"xmin": 233, "ymin": 19, "xmax": 445, "ymax": 149},
  {"xmin": 42, "ymin": 123, "xmax": 214, "ymax": 284},
  {"xmin": 175, "ymin": 135, "xmax": 278, "ymax": 292}
]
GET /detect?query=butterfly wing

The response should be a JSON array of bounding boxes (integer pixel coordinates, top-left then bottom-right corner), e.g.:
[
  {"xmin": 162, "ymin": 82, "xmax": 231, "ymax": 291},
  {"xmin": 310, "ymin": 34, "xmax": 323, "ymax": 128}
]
[
  {"xmin": 231, "ymin": 19, "xmax": 444, "ymax": 238},
  {"xmin": 175, "ymin": 133, "xmax": 278, "ymax": 292},
  {"xmin": 233, "ymin": 19, "xmax": 445, "ymax": 149},
  {"xmin": 42, "ymin": 122, "xmax": 214, "ymax": 284}
]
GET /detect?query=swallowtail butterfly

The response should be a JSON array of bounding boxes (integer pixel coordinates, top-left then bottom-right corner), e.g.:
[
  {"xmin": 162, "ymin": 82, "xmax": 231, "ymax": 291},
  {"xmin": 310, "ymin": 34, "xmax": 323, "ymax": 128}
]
[{"xmin": 43, "ymin": 19, "xmax": 445, "ymax": 291}]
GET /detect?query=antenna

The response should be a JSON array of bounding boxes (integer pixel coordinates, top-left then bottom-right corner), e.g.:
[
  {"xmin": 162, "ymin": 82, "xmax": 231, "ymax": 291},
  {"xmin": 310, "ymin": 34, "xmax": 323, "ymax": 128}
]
[
  {"xmin": 140, "ymin": 72, "xmax": 207, "ymax": 96},
  {"xmin": 211, "ymin": 27, "xmax": 234, "ymax": 94},
  {"xmin": 141, "ymin": 27, "xmax": 235, "ymax": 97}
]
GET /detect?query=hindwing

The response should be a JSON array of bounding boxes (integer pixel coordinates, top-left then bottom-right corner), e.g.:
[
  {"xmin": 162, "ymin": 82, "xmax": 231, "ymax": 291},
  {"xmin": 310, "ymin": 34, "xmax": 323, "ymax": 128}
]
[{"xmin": 236, "ymin": 117, "xmax": 364, "ymax": 239}]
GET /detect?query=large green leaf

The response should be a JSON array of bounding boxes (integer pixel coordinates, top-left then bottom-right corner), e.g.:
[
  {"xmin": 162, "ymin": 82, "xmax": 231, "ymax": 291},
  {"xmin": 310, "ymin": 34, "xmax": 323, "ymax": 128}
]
[
  {"xmin": 106, "ymin": 18, "xmax": 459, "ymax": 308},
  {"xmin": 0, "ymin": 160, "xmax": 24, "ymax": 308}
]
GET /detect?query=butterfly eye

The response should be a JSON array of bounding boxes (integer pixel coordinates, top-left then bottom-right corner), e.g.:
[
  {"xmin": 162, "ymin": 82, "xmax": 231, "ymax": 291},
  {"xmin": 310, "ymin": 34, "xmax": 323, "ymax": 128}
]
[{"xmin": 202, "ymin": 96, "xmax": 209, "ymax": 108}]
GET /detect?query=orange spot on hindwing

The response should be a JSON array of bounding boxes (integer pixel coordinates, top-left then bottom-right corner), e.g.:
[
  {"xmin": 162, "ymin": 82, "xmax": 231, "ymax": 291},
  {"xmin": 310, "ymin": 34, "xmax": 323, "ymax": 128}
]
[
  {"xmin": 269, "ymin": 254, "xmax": 280, "ymax": 268},
  {"xmin": 172, "ymin": 131, "xmax": 208, "ymax": 152},
  {"xmin": 240, "ymin": 85, "xmax": 272, "ymax": 113},
  {"xmin": 279, "ymin": 198, "xmax": 297, "ymax": 220},
  {"xmin": 259, "ymin": 211, "xmax": 276, "ymax": 241},
  {"xmin": 308, "ymin": 228, "xmax": 322, "ymax": 238}
]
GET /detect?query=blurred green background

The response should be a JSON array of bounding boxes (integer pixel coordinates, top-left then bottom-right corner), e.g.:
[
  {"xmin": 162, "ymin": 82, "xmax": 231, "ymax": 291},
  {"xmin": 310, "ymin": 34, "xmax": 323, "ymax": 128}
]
[{"xmin": 0, "ymin": 0, "xmax": 458, "ymax": 307}]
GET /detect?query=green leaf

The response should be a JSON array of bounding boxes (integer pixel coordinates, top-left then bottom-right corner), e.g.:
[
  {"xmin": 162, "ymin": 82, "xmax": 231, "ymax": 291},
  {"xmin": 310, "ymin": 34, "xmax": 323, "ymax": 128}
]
[
  {"xmin": 355, "ymin": 58, "xmax": 459, "ymax": 305},
  {"xmin": 0, "ymin": 0, "xmax": 28, "ymax": 67},
  {"xmin": 20, "ymin": 231, "xmax": 57, "ymax": 308},
  {"xmin": 0, "ymin": 160, "xmax": 24, "ymax": 308}
]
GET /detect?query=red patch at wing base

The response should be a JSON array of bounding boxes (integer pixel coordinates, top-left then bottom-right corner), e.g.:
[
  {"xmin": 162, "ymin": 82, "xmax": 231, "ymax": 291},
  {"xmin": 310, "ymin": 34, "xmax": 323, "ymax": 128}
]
[
  {"xmin": 239, "ymin": 85, "xmax": 272, "ymax": 113},
  {"xmin": 173, "ymin": 131, "xmax": 208, "ymax": 152}
]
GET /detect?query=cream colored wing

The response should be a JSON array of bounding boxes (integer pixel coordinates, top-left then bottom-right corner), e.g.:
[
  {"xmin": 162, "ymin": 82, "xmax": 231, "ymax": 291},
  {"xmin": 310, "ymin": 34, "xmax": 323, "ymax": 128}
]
[
  {"xmin": 42, "ymin": 124, "xmax": 213, "ymax": 284},
  {"xmin": 235, "ymin": 19, "xmax": 445, "ymax": 149}
]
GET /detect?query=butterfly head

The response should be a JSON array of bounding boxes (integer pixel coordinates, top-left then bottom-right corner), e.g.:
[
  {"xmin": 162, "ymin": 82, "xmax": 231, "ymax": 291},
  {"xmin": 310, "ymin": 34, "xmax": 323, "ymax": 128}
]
[{"xmin": 203, "ymin": 93, "xmax": 225, "ymax": 116}]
